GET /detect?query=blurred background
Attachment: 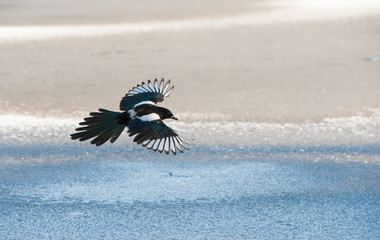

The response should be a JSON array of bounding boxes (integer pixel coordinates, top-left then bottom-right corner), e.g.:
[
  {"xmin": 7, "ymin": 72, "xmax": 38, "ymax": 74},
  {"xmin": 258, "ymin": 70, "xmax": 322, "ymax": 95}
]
[{"xmin": 1, "ymin": 0, "xmax": 379, "ymax": 122}]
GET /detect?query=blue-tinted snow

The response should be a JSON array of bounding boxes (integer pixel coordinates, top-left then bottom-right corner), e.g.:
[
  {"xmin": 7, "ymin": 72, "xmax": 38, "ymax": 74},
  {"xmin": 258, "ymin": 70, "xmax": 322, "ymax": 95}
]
[{"xmin": 0, "ymin": 110, "xmax": 380, "ymax": 239}]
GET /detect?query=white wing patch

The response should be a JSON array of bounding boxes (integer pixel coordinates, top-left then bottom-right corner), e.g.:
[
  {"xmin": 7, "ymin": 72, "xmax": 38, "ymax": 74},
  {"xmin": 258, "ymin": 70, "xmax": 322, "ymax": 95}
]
[
  {"xmin": 141, "ymin": 136, "xmax": 189, "ymax": 155},
  {"xmin": 133, "ymin": 100, "xmax": 156, "ymax": 108},
  {"xmin": 126, "ymin": 78, "xmax": 174, "ymax": 99},
  {"xmin": 136, "ymin": 113, "xmax": 160, "ymax": 122},
  {"xmin": 128, "ymin": 109, "xmax": 136, "ymax": 118}
]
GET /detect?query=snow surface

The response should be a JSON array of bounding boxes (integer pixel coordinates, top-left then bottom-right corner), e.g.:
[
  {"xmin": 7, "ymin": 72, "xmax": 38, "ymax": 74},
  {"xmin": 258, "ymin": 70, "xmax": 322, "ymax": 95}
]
[
  {"xmin": 0, "ymin": 110, "xmax": 380, "ymax": 239},
  {"xmin": 1, "ymin": 0, "xmax": 380, "ymax": 42}
]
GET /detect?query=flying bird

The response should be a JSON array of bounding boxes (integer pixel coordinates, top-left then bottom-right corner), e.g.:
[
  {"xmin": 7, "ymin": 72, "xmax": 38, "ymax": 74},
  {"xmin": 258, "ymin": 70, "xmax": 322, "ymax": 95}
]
[{"xmin": 71, "ymin": 78, "xmax": 188, "ymax": 155}]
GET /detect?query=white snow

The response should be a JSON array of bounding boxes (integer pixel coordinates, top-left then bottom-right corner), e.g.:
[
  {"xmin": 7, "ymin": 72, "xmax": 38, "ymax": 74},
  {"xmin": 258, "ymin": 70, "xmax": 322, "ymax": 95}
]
[{"xmin": 1, "ymin": 0, "xmax": 380, "ymax": 42}]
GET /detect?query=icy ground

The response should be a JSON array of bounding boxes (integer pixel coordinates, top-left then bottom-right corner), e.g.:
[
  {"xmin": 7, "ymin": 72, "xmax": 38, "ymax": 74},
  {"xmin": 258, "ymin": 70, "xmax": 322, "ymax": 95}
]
[{"xmin": 0, "ymin": 110, "xmax": 380, "ymax": 239}]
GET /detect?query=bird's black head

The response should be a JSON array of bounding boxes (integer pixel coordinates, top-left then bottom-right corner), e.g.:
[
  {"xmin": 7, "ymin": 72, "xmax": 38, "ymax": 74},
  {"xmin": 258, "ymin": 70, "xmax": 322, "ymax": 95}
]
[{"xmin": 159, "ymin": 107, "xmax": 178, "ymax": 120}]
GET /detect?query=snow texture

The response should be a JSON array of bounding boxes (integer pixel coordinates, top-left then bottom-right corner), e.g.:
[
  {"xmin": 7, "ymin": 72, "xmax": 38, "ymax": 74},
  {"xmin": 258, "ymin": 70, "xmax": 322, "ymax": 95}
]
[{"xmin": 0, "ymin": 109, "xmax": 380, "ymax": 239}]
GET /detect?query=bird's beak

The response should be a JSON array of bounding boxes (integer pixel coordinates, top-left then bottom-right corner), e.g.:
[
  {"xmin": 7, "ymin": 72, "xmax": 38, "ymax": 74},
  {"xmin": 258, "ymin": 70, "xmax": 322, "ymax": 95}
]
[{"xmin": 171, "ymin": 116, "xmax": 178, "ymax": 120}]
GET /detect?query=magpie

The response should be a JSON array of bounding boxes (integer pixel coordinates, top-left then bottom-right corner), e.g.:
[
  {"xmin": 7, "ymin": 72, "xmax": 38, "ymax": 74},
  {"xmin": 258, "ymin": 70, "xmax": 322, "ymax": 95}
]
[{"xmin": 70, "ymin": 78, "xmax": 188, "ymax": 155}]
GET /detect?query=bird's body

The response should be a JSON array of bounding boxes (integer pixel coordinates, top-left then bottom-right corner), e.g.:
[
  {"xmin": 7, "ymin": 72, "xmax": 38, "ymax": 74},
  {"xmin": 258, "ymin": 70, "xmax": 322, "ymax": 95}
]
[{"xmin": 71, "ymin": 79, "xmax": 188, "ymax": 155}]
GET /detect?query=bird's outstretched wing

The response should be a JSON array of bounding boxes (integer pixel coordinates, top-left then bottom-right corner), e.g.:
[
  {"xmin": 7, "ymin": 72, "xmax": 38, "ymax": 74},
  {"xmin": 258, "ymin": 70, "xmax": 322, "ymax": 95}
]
[
  {"xmin": 127, "ymin": 118, "xmax": 188, "ymax": 155},
  {"xmin": 120, "ymin": 78, "xmax": 174, "ymax": 111}
]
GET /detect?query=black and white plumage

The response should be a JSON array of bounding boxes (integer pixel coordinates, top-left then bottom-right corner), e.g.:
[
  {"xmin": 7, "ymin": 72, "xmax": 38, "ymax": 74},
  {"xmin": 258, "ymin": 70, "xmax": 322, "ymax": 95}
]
[{"xmin": 71, "ymin": 79, "xmax": 188, "ymax": 155}]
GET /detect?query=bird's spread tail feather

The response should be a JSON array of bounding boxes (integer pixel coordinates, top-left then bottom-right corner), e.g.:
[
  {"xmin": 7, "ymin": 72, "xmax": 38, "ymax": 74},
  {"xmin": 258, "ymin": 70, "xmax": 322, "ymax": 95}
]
[{"xmin": 71, "ymin": 109, "xmax": 125, "ymax": 146}]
